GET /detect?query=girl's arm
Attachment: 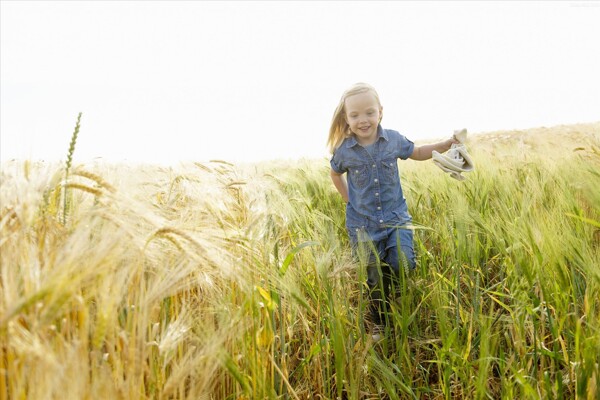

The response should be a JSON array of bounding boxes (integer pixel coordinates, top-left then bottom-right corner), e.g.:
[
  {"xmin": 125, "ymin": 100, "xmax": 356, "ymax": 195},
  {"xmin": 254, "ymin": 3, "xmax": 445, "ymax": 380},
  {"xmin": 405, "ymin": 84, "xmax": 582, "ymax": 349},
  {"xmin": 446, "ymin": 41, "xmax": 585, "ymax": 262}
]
[
  {"xmin": 330, "ymin": 169, "xmax": 349, "ymax": 203},
  {"xmin": 409, "ymin": 137, "xmax": 459, "ymax": 161}
]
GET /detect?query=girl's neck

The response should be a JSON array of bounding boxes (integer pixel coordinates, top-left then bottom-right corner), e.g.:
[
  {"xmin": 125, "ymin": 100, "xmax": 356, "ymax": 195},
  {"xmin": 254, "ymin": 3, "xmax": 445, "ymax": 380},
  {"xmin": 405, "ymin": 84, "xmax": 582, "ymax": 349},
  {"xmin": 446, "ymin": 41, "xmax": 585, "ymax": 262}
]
[{"xmin": 356, "ymin": 135, "xmax": 378, "ymax": 147}]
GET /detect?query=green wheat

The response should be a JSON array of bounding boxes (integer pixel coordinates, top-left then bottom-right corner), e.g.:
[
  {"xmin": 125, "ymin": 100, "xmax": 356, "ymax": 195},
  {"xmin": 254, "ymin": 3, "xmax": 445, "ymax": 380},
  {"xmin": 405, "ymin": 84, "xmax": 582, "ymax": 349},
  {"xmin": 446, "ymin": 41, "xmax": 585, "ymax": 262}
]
[{"xmin": 62, "ymin": 112, "xmax": 82, "ymax": 225}]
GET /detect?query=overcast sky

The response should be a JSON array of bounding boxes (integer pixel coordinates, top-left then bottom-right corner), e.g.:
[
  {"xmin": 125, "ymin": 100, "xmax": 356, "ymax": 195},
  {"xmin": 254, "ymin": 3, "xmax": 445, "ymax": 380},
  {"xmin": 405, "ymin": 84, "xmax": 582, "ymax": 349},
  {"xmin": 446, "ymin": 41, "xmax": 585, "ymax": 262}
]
[{"xmin": 1, "ymin": 1, "xmax": 599, "ymax": 165}]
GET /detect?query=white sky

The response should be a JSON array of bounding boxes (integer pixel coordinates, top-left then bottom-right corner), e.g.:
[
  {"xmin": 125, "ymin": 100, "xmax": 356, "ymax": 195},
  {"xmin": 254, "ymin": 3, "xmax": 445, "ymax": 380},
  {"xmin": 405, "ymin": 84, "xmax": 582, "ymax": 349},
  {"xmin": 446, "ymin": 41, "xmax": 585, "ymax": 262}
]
[{"xmin": 1, "ymin": 1, "xmax": 599, "ymax": 165}]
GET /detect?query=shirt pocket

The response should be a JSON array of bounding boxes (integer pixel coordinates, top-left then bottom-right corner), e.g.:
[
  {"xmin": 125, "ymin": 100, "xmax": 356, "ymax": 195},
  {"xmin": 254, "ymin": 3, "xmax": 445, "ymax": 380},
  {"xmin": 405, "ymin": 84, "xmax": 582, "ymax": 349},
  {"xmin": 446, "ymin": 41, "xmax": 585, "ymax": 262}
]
[
  {"xmin": 349, "ymin": 164, "xmax": 370, "ymax": 189},
  {"xmin": 381, "ymin": 158, "xmax": 399, "ymax": 182}
]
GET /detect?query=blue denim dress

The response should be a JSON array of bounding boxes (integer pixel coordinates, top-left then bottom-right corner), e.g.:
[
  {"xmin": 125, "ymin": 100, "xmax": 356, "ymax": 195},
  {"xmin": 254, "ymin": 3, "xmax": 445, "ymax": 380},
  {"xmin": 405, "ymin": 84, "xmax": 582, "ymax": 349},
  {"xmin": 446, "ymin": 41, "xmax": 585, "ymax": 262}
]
[{"xmin": 330, "ymin": 125, "xmax": 416, "ymax": 270}]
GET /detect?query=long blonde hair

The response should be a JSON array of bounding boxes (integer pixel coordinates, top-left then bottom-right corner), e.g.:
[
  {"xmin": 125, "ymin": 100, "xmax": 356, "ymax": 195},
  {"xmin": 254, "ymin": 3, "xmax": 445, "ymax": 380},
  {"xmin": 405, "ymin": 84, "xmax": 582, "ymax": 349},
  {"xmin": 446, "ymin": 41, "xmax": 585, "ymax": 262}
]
[{"xmin": 327, "ymin": 82, "xmax": 383, "ymax": 154}]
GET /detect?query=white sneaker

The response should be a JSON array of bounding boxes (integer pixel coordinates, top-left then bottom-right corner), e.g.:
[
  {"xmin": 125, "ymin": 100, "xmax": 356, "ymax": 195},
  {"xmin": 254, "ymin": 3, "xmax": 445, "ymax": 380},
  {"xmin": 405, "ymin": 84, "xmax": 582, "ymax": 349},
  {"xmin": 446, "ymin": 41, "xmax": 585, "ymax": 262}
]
[{"xmin": 371, "ymin": 324, "xmax": 385, "ymax": 342}]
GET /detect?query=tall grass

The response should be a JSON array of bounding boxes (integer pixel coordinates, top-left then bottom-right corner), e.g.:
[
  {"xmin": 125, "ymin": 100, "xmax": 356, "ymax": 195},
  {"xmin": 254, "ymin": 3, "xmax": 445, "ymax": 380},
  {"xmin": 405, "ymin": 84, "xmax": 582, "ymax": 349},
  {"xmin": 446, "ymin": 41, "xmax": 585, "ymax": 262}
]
[{"xmin": 1, "ymin": 124, "xmax": 599, "ymax": 399}]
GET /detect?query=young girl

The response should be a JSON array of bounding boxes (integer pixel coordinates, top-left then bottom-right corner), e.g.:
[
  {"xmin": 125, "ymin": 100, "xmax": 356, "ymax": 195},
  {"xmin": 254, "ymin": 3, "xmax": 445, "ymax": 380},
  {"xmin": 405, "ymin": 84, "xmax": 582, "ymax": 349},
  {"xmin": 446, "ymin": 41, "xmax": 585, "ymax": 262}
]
[{"xmin": 328, "ymin": 82, "xmax": 459, "ymax": 338}]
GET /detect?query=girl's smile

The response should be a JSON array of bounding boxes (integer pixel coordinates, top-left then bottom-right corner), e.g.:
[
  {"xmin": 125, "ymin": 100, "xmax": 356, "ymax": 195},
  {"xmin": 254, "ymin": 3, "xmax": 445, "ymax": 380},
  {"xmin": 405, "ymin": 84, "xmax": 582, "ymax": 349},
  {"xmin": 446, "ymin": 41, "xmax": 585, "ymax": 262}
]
[{"xmin": 344, "ymin": 92, "xmax": 382, "ymax": 146}]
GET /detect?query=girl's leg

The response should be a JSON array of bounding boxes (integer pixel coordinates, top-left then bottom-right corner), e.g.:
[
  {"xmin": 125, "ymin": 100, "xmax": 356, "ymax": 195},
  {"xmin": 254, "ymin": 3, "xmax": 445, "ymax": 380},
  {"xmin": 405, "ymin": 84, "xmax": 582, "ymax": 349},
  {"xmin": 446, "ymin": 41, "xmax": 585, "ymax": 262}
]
[
  {"xmin": 381, "ymin": 229, "xmax": 416, "ymax": 313},
  {"xmin": 385, "ymin": 228, "xmax": 416, "ymax": 273},
  {"xmin": 366, "ymin": 265, "xmax": 382, "ymax": 324},
  {"xmin": 365, "ymin": 240, "xmax": 391, "ymax": 326}
]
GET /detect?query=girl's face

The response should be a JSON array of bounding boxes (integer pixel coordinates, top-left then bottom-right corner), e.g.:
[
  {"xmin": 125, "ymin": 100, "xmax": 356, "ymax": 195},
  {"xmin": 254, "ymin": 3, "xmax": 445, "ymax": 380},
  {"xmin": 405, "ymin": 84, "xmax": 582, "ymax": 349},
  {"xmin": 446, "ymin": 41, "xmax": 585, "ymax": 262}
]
[{"xmin": 344, "ymin": 91, "xmax": 382, "ymax": 146}]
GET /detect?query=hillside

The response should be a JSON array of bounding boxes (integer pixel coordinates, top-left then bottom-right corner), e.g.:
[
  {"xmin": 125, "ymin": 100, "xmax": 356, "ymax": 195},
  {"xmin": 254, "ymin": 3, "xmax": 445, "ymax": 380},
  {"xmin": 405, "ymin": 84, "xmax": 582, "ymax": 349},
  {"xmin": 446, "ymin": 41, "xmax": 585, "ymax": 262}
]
[
  {"xmin": 410, "ymin": 121, "xmax": 599, "ymax": 161},
  {"xmin": 467, "ymin": 121, "xmax": 599, "ymax": 158}
]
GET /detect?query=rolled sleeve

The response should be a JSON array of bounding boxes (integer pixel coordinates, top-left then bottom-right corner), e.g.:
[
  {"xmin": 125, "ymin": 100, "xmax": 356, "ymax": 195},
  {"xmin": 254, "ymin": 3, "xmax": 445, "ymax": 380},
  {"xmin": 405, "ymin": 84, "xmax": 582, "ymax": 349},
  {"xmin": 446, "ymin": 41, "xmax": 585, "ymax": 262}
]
[
  {"xmin": 330, "ymin": 152, "xmax": 345, "ymax": 174},
  {"xmin": 398, "ymin": 135, "xmax": 414, "ymax": 160}
]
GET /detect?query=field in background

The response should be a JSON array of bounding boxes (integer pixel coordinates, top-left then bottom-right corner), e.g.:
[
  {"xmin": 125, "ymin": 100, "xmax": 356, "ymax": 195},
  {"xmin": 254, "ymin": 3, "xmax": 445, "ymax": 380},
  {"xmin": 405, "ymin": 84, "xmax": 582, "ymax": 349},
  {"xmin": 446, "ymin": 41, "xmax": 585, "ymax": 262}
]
[{"xmin": 1, "ymin": 122, "xmax": 599, "ymax": 399}]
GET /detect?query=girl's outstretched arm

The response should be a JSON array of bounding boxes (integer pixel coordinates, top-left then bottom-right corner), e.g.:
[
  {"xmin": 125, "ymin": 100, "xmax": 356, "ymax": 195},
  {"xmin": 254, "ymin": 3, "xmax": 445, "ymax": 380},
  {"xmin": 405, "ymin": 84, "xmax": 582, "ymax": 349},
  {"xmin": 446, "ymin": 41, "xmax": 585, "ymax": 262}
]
[
  {"xmin": 409, "ymin": 136, "xmax": 459, "ymax": 161},
  {"xmin": 330, "ymin": 169, "xmax": 349, "ymax": 203}
]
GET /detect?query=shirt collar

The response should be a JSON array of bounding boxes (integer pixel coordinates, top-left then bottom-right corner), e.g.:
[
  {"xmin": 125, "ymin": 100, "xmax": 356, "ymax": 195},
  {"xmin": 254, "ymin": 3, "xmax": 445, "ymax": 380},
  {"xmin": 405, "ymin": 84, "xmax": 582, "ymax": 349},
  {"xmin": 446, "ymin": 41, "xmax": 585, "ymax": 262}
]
[{"xmin": 346, "ymin": 125, "xmax": 388, "ymax": 148}]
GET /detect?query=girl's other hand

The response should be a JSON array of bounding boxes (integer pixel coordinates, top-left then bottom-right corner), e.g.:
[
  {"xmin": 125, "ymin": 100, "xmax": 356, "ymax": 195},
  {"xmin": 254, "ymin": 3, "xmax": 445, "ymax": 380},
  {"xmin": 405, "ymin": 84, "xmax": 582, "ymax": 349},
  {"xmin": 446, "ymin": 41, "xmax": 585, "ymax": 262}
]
[
  {"xmin": 448, "ymin": 136, "xmax": 460, "ymax": 146},
  {"xmin": 445, "ymin": 136, "xmax": 460, "ymax": 148}
]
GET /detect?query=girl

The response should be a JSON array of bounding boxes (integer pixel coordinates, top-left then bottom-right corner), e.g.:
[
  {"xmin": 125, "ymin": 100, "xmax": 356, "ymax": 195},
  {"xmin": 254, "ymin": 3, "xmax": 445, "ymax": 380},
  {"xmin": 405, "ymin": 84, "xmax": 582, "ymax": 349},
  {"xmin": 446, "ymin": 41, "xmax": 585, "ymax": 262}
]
[{"xmin": 328, "ymin": 82, "xmax": 459, "ymax": 339}]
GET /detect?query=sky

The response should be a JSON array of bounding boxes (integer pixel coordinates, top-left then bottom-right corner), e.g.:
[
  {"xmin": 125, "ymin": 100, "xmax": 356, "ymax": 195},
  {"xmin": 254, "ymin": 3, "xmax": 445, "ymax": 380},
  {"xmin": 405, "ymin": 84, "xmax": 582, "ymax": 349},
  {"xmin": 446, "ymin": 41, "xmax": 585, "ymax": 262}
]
[{"xmin": 1, "ymin": 1, "xmax": 599, "ymax": 165}]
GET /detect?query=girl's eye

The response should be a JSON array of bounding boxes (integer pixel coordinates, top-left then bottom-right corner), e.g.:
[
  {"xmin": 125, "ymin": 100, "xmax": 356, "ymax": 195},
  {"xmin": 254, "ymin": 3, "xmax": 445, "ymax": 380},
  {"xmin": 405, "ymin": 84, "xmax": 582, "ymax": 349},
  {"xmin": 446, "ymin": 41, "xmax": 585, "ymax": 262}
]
[{"xmin": 367, "ymin": 111, "xmax": 374, "ymax": 116}]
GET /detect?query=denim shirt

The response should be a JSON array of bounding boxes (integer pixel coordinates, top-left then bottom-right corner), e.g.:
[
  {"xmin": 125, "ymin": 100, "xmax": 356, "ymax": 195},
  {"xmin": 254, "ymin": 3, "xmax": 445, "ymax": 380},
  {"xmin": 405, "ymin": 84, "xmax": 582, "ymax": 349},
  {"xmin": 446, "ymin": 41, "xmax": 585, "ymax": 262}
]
[{"xmin": 330, "ymin": 126, "xmax": 415, "ymax": 243}]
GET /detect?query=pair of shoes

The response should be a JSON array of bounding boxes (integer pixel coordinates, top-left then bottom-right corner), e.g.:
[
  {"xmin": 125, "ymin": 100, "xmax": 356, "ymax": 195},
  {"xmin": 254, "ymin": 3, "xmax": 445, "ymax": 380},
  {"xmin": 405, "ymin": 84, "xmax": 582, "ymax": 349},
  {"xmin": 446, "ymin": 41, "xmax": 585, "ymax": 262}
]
[
  {"xmin": 432, "ymin": 129, "xmax": 474, "ymax": 181},
  {"xmin": 371, "ymin": 324, "xmax": 385, "ymax": 343}
]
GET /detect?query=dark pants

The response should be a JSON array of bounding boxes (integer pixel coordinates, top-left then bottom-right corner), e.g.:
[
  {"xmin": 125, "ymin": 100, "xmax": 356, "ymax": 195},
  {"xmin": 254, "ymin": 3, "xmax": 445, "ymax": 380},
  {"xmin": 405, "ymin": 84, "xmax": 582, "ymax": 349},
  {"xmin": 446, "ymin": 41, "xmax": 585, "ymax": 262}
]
[{"xmin": 353, "ymin": 228, "xmax": 416, "ymax": 326}]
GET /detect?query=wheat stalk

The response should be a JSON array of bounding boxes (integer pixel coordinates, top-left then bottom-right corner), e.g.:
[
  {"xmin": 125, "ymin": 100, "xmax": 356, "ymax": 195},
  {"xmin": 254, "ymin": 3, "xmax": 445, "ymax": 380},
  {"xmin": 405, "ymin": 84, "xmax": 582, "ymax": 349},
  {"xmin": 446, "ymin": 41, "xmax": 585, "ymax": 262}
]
[{"xmin": 62, "ymin": 112, "xmax": 82, "ymax": 225}]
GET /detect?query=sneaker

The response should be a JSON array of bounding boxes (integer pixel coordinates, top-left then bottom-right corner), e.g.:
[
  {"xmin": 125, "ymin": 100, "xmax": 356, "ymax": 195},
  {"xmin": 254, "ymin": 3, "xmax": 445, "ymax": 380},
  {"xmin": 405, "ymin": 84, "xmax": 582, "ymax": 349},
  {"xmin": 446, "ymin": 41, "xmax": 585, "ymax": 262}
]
[{"xmin": 371, "ymin": 324, "xmax": 385, "ymax": 342}]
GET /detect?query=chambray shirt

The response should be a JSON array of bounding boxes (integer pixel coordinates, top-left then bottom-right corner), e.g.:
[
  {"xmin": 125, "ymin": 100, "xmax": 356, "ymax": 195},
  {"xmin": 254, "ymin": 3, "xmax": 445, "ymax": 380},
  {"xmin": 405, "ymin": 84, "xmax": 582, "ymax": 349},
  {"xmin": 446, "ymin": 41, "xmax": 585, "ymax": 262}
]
[{"xmin": 330, "ymin": 126, "xmax": 415, "ymax": 243}]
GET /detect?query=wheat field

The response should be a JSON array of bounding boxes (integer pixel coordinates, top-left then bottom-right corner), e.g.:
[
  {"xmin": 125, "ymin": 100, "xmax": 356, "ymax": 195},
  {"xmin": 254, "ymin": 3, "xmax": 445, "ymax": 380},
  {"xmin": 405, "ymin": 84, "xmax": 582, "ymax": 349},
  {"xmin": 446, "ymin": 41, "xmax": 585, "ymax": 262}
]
[{"xmin": 1, "ymin": 122, "xmax": 599, "ymax": 399}]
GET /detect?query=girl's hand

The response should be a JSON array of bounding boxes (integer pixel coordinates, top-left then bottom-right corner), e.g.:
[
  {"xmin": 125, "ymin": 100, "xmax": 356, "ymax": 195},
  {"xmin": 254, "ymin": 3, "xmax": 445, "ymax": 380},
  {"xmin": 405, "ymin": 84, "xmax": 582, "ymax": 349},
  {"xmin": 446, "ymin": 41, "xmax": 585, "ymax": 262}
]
[
  {"xmin": 447, "ymin": 137, "xmax": 460, "ymax": 147},
  {"xmin": 446, "ymin": 136, "xmax": 460, "ymax": 150},
  {"xmin": 443, "ymin": 136, "xmax": 460, "ymax": 150}
]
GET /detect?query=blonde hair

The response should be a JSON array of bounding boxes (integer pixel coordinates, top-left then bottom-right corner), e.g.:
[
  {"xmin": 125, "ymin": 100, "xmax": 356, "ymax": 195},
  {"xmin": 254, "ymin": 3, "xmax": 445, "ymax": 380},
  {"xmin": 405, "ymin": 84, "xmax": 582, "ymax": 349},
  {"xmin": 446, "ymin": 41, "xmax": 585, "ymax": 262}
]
[{"xmin": 327, "ymin": 82, "xmax": 383, "ymax": 154}]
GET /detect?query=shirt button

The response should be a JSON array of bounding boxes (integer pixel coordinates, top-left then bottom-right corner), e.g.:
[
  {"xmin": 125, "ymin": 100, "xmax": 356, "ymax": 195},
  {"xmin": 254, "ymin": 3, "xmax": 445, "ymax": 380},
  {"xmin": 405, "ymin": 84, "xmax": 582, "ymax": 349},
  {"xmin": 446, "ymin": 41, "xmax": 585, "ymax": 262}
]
[
  {"xmin": 372, "ymin": 164, "xmax": 376, "ymax": 168},
  {"xmin": 377, "ymin": 206, "xmax": 381, "ymax": 210},
  {"xmin": 390, "ymin": 162, "xmax": 394, "ymax": 166},
  {"xmin": 375, "ymin": 192, "xmax": 379, "ymax": 197},
  {"xmin": 379, "ymin": 219, "xmax": 384, "ymax": 223},
  {"xmin": 355, "ymin": 170, "xmax": 359, "ymax": 173},
  {"xmin": 374, "ymin": 179, "xmax": 378, "ymax": 183}
]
